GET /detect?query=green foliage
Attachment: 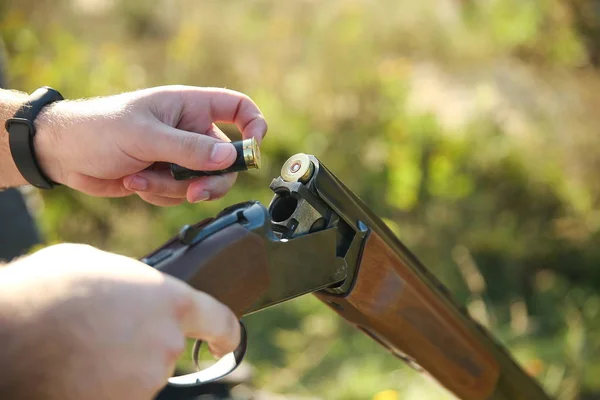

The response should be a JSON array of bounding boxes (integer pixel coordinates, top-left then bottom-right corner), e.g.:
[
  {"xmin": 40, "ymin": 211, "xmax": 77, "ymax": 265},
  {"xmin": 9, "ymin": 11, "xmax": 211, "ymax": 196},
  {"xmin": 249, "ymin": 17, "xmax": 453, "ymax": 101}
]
[{"xmin": 3, "ymin": 0, "xmax": 600, "ymax": 398}]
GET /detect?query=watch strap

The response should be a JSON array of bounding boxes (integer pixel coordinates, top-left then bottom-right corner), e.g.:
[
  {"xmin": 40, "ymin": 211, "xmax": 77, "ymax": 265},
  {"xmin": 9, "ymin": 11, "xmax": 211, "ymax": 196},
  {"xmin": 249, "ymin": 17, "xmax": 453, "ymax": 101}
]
[{"xmin": 5, "ymin": 87, "xmax": 63, "ymax": 189}]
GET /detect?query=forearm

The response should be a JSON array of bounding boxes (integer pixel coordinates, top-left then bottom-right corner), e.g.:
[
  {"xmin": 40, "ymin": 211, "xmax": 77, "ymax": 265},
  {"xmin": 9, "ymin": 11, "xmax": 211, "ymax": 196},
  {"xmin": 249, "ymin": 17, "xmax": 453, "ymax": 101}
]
[
  {"xmin": 0, "ymin": 309, "xmax": 38, "ymax": 399},
  {"xmin": 0, "ymin": 89, "xmax": 33, "ymax": 189},
  {"xmin": 0, "ymin": 262, "xmax": 54, "ymax": 398},
  {"xmin": 0, "ymin": 256, "xmax": 96, "ymax": 400}
]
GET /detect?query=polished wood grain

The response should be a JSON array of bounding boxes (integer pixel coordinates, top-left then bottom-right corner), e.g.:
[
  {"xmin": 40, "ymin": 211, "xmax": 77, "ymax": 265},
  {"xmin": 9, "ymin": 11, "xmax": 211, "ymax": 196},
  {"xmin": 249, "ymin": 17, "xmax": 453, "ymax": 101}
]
[
  {"xmin": 158, "ymin": 224, "xmax": 270, "ymax": 317},
  {"xmin": 316, "ymin": 232, "xmax": 500, "ymax": 400}
]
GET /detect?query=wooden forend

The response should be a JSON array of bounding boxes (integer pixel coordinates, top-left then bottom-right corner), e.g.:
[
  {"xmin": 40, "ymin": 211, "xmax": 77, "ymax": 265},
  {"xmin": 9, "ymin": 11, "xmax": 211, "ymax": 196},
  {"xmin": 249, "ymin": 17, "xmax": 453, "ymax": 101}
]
[{"xmin": 316, "ymin": 232, "xmax": 500, "ymax": 400}]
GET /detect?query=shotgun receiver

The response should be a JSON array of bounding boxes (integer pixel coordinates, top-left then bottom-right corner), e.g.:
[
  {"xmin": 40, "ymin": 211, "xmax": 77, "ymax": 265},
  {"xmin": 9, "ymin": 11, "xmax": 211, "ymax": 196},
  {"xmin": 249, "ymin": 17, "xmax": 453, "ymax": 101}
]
[{"xmin": 145, "ymin": 153, "xmax": 552, "ymax": 400}]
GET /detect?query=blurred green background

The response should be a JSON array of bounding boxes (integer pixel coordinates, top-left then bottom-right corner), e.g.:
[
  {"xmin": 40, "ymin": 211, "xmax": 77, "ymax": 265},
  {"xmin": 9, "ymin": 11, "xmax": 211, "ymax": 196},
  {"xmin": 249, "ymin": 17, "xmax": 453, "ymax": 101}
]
[{"xmin": 3, "ymin": 0, "xmax": 600, "ymax": 398}]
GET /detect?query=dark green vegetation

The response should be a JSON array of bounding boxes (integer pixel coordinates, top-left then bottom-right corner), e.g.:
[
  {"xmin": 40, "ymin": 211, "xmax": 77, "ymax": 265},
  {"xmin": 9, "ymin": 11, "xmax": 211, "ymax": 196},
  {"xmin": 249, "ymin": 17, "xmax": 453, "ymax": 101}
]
[{"xmin": 3, "ymin": 1, "xmax": 600, "ymax": 398}]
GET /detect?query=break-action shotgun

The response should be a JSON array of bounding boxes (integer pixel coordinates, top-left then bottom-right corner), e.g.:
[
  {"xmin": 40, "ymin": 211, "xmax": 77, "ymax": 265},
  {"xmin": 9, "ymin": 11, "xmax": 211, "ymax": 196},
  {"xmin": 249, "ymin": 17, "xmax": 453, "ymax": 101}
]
[{"xmin": 144, "ymin": 153, "xmax": 552, "ymax": 400}]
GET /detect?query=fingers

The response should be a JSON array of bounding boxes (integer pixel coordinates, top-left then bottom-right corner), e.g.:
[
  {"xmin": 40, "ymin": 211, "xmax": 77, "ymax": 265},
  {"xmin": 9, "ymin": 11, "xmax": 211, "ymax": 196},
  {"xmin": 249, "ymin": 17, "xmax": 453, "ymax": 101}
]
[
  {"xmin": 179, "ymin": 87, "xmax": 268, "ymax": 142},
  {"xmin": 68, "ymin": 174, "xmax": 133, "ymax": 197},
  {"xmin": 187, "ymin": 174, "xmax": 237, "ymax": 203},
  {"xmin": 136, "ymin": 192, "xmax": 185, "ymax": 207},
  {"xmin": 122, "ymin": 169, "xmax": 237, "ymax": 204},
  {"xmin": 124, "ymin": 170, "xmax": 189, "ymax": 198},
  {"xmin": 118, "ymin": 86, "xmax": 266, "ymax": 178},
  {"xmin": 174, "ymin": 286, "xmax": 241, "ymax": 358}
]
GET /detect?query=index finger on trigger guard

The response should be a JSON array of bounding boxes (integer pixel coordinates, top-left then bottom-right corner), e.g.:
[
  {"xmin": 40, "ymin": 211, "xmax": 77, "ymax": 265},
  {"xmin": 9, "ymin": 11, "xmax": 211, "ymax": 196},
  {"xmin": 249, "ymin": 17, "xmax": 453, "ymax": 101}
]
[
  {"xmin": 166, "ymin": 321, "xmax": 247, "ymax": 388},
  {"xmin": 177, "ymin": 288, "xmax": 241, "ymax": 353}
]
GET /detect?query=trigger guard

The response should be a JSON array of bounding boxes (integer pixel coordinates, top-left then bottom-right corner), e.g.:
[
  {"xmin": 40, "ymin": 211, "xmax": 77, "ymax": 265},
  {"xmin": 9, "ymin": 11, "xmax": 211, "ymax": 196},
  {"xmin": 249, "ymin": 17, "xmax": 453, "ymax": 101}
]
[{"xmin": 167, "ymin": 321, "xmax": 247, "ymax": 388}]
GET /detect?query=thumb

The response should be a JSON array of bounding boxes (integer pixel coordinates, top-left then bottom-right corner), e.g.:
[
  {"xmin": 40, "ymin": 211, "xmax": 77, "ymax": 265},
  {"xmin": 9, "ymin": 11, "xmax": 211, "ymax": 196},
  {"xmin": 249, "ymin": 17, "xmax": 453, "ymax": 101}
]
[
  {"xmin": 134, "ymin": 125, "xmax": 238, "ymax": 171},
  {"xmin": 177, "ymin": 289, "xmax": 241, "ymax": 358}
]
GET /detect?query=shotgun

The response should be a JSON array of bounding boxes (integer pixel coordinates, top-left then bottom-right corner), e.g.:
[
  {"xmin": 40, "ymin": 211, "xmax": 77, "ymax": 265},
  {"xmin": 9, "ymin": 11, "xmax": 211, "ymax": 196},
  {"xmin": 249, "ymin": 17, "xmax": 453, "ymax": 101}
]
[{"xmin": 144, "ymin": 153, "xmax": 552, "ymax": 400}]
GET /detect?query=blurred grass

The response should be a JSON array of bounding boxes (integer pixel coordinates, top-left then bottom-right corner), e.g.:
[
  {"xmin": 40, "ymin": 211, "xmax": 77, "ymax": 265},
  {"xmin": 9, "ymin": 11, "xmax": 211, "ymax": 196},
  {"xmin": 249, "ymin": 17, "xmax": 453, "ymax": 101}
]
[{"xmin": 3, "ymin": 0, "xmax": 600, "ymax": 398}]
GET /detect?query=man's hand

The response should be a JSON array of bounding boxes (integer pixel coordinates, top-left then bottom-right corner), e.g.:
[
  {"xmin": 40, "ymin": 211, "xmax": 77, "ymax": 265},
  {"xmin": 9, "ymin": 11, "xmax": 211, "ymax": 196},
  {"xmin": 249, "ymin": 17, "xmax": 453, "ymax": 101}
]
[
  {"xmin": 0, "ymin": 244, "xmax": 241, "ymax": 400},
  {"xmin": 9, "ymin": 85, "xmax": 267, "ymax": 205}
]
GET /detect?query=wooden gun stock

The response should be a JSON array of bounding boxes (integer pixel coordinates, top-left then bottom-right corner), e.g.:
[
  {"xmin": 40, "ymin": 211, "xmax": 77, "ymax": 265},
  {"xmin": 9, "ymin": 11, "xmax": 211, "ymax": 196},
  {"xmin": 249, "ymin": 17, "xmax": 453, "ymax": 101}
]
[
  {"xmin": 146, "ymin": 223, "xmax": 270, "ymax": 317},
  {"xmin": 316, "ymin": 231, "xmax": 549, "ymax": 400}
]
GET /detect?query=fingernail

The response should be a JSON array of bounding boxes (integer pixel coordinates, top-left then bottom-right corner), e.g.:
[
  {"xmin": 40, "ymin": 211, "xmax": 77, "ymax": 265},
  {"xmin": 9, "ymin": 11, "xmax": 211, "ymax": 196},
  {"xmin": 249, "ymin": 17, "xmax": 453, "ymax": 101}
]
[
  {"xmin": 127, "ymin": 176, "xmax": 148, "ymax": 191},
  {"xmin": 192, "ymin": 191, "xmax": 211, "ymax": 203},
  {"xmin": 210, "ymin": 142, "xmax": 235, "ymax": 164}
]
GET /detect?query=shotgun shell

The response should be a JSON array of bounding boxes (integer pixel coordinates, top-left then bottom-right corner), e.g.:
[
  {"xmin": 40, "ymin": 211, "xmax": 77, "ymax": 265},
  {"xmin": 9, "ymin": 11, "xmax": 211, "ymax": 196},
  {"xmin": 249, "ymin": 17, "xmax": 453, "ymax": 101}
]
[
  {"xmin": 170, "ymin": 137, "xmax": 261, "ymax": 180},
  {"xmin": 281, "ymin": 153, "xmax": 314, "ymax": 183}
]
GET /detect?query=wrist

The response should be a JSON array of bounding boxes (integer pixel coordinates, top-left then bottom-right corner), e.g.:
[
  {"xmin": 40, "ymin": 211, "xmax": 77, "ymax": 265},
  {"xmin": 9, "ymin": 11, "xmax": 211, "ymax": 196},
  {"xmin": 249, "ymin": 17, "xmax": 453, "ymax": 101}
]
[{"xmin": 33, "ymin": 101, "xmax": 66, "ymax": 185}]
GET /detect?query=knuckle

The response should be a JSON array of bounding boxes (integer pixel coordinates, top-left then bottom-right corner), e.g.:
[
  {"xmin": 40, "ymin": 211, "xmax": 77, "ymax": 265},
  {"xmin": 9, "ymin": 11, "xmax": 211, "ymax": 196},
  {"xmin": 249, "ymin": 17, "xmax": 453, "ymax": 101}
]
[
  {"xmin": 243, "ymin": 95, "xmax": 256, "ymax": 109},
  {"xmin": 206, "ymin": 174, "xmax": 236, "ymax": 199},
  {"xmin": 238, "ymin": 92, "xmax": 251, "ymax": 104},
  {"xmin": 237, "ymin": 95, "xmax": 253, "ymax": 114},
  {"xmin": 172, "ymin": 289, "xmax": 196, "ymax": 322},
  {"xmin": 147, "ymin": 179, "xmax": 167, "ymax": 196},
  {"xmin": 226, "ymin": 88, "xmax": 248, "ymax": 100}
]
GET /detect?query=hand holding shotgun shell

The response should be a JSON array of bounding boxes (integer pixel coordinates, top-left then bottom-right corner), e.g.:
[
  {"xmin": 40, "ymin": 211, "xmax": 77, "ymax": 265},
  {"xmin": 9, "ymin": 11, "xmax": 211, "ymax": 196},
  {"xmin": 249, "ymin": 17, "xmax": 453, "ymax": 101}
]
[{"xmin": 170, "ymin": 137, "xmax": 261, "ymax": 180}]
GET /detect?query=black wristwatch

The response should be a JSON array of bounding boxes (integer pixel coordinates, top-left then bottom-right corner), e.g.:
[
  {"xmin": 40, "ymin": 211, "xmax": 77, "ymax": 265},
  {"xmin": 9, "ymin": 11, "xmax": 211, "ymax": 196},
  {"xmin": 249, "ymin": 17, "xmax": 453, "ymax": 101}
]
[{"xmin": 5, "ymin": 86, "xmax": 63, "ymax": 189}]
